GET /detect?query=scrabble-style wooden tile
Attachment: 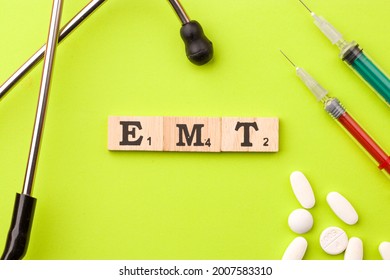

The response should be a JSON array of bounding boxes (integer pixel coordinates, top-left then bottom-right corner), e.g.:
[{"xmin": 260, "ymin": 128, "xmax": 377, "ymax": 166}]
[
  {"xmin": 163, "ymin": 117, "xmax": 221, "ymax": 152},
  {"xmin": 221, "ymin": 117, "xmax": 279, "ymax": 152},
  {"xmin": 108, "ymin": 116, "xmax": 163, "ymax": 151}
]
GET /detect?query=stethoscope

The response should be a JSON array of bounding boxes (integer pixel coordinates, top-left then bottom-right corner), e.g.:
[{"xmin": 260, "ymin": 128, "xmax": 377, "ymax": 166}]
[{"xmin": 0, "ymin": 0, "xmax": 213, "ymax": 260}]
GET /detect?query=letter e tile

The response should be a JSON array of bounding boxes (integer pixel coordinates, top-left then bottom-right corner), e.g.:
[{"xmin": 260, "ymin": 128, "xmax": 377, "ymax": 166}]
[{"xmin": 108, "ymin": 116, "xmax": 163, "ymax": 151}]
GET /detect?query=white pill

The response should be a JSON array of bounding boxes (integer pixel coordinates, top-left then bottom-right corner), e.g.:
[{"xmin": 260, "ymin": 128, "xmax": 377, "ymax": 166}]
[
  {"xmin": 320, "ymin": 226, "xmax": 348, "ymax": 255},
  {"xmin": 379, "ymin": 242, "xmax": 390, "ymax": 260},
  {"xmin": 344, "ymin": 237, "xmax": 363, "ymax": 260},
  {"xmin": 326, "ymin": 192, "xmax": 358, "ymax": 225},
  {"xmin": 290, "ymin": 171, "xmax": 315, "ymax": 209},
  {"xmin": 288, "ymin": 209, "xmax": 313, "ymax": 234},
  {"xmin": 282, "ymin": 237, "xmax": 308, "ymax": 260}
]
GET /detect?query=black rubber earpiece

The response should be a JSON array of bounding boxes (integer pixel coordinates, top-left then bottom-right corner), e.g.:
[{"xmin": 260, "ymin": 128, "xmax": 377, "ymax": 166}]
[
  {"xmin": 180, "ymin": 20, "xmax": 213, "ymax": 65},
  {"xmin": 1, "ymin": 194, "xmax": 36, "ymax": 260}
]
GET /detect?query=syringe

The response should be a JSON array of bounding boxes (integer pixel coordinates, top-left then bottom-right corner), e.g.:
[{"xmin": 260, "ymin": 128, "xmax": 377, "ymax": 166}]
[
  {"xmin": 280, "ymin": 50, "xmax": 390, "ymax": 177},
  {"xmin": 299, "ymin": 0, "xmax": 390, "ymax": 107}
]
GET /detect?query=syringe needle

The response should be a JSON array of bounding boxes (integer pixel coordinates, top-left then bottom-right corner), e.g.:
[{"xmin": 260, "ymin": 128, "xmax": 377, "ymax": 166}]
[
  {"xmin": 299, "ymin": 1, "xmax": 390, "ymax": 106},
  {"xmin": 280, "ymin": 53, "xmax": 390, "ymax": 177},
  {"xmin": 298, "ymin": 0, "xmax": 312, "ymax": 13},
  {"xmin": 280, "ymin": 50, "xmax": 329, "ymax": 101},
  {"xmin": 280, "ymin": 50, "xmax": 296, "ymax": 68}
]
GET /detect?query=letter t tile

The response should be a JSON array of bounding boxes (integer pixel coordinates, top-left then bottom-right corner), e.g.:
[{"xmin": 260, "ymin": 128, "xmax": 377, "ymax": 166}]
[{"xmin": 221, "ymin": 117, "xmax": 279, "ymax": 152}]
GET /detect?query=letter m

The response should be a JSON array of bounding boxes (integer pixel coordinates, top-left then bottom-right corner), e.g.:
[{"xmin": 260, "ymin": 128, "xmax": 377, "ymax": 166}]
[{"xmin": 176, "ymin": 124, "xmax": 205, "ymax": 146}]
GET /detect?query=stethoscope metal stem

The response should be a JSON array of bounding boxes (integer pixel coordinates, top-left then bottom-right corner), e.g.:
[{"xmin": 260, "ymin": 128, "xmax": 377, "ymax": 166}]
[
  {"xmin": 0, "ymin": 0, "xmax": 106, "ymax": 100},
  {"xmin": 22, "ymin": 0, "xmax": 63, "ymax": 196},
  {"xmin": 168, "ymin": 0, "xmax": 190, "ymax": 24}
]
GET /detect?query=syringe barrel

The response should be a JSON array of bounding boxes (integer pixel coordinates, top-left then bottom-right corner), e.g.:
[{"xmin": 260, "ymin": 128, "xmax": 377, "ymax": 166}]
[
  {"xmin": 338, "ymin": 112, "xmax": 390, "ymax": 174},
  {"xmin": 324, "ymin": 98, "xmax": 390, "ymax": 175},
  {"xmin": 342, "ymin": 45, "xmax": 390, "ymax": 106}
]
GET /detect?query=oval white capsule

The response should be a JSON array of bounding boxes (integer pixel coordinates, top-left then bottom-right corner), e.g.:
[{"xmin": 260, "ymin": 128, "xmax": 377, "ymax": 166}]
[
  {"xmin": 288, "ymin": 209, "xmax": 313, "ymax": 234},
  {"xmin": 290, "ymin": 171, "xmax": 315, "ymax": 209},
  {"xmin": 282, "ymin": 236, "xmax": 308, "ymax": 260},
  {"xmin": 379, "ymin": 242, "xmax": 390, "ymax": 260},
  {"xmin": 320, "ymin": 226, "xmax": 348, "ymax": 255},
  {"xmin": 326, "ymin": 192, "xmax": 358, "ymax": 225},
  {"xmin": 344, "ymin": 237, "xmax": 363, "ymax": 260}
]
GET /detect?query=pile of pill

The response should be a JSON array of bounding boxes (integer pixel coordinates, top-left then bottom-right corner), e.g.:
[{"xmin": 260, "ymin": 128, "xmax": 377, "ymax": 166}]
[{"xmin": 282, "ymin": 171, "xmax": 390, "ymax": 260}]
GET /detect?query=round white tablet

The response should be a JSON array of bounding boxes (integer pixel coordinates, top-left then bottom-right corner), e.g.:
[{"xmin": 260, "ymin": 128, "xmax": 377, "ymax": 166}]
[
  {"xmin": 288, "ymin": 209, "xmax": 313, "ymax": 234},
  {"xmin": 379, "ymin": 242, "xmax": 390, "ymax": 260},
  {"xmin": 282, "ymin": 236, "xmax": 308, "ymax": 260},
  {"xmin": 290, "ymin": 171, "xmax": 315, "ymax": 209},
  {"xmin": 320, "ymin": 226, "xmax": 348, "ymax": 255}
]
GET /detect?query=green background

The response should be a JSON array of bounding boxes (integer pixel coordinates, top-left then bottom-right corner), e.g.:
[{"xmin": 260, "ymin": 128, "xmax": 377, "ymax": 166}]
[{"xmin": 0, "ymin": 0, "xmax": 389, "ymax": 260}]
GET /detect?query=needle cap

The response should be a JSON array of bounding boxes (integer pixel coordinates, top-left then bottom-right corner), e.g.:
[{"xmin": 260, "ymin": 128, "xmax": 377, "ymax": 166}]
[
  {"xmin": 312, "ymin": 13, "xmax": 343, "ymax": 45},
  {"xmin": 296, "ymin": 67, "xmax": 328, "ymax": 101}
]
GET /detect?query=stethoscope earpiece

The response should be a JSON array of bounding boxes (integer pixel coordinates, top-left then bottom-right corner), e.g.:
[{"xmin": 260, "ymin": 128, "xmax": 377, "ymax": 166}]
[
  {"xmin": 181, "ymin": 21, "xmax": 213, "ymax": 65},
  {"xmin": 1, "ymin": 194, "xmax": 36, "ymax": 260},
  {"xmin": 168, "ymin": 0, "xmax": 213, "ymax": 65}
]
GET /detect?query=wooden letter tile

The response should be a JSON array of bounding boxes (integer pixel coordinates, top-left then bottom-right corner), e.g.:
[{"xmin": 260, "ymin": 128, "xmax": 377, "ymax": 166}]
[
  {"xmin": 221, "ymin": 117, "xmax": 279, "ymax": 152},
  {"xmin": 108, "ymin": 116, "xmax": 163, "ymax": 151},
  {"xmin": 163, "ymin": 117, "xmax": 221, "ymax": 152}
]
